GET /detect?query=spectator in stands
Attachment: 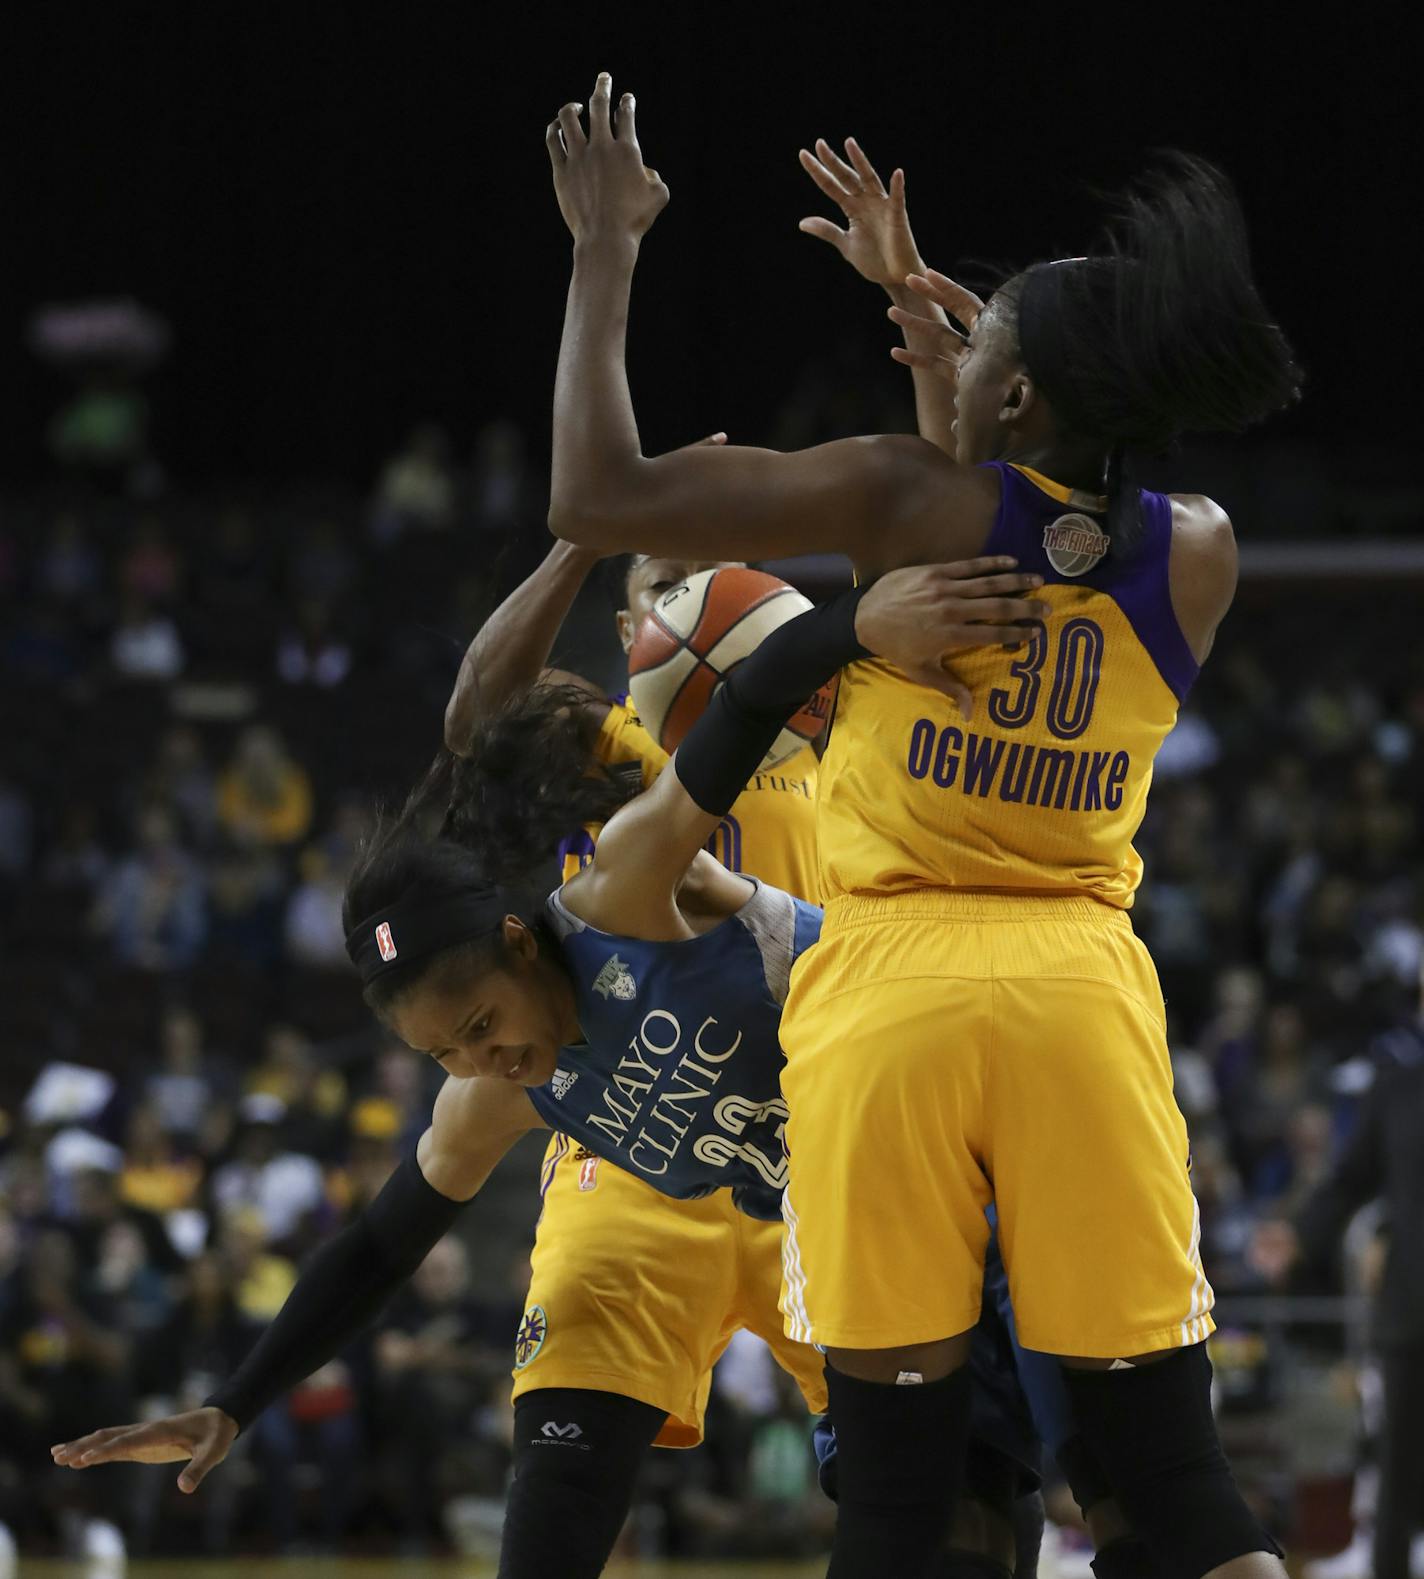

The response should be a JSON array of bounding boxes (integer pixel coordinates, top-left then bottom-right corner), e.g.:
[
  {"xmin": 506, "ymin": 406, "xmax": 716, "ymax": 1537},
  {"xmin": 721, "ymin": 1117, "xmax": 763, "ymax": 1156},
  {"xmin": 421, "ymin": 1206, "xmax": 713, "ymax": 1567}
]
[
  {"xmin": 110, "ymin": 592, "xmax": 185, "ymax": 682},
  {"xmin": 119, "ymin": 1103, "xmax": 203, "ymax": 1215},
  {"xmin": 144, "ymin": 1006, "xmax": 227, "ymax": 1146},
  {"xmin": 214, "ymin": 726, "xmax": 313, "ymax": 849},
  {"xmin": 1253, "ymin": 990, "xmax": 1424, "ymax": 1579},
  {"xmin": 466, "ymin": 418, "xmax": 533, "ymax": 535},
  {"xmin": 371, "ymin": 421, "xmax": 457, "ymax": 540},
  {"xmin": 0, "ymin": 1228, "xmax": 132, "ymax": 1554},
  {"xmin": 66, "ymin": 1164, "xmax": 184, "ymax": 1280},
  {"xmin": 210, "ymin": 1095, "xmax": 326, "ymax": 1250},
  {"xmin": 276, "ymin": 598, "xmax": 352, "ymax": 688},
  {"xmin": 41, "ymin": 802, "xmax": 109, "ymax": 894},
  {"xmin": 283, "ymin": 840, "xmax": 351, "ymax": 967},
  {"xmin": 194, "ymin": 505, "xmax": 271, "ymax": 618},
  {"xmin": 205, "ymin": 833, "xmax": 287, "ymax": 968},
  {"xmin": 286, "ymin": 517, "xmax": 358, "ymax": 609},
  {"xmin": 144, "ymin": 725, "xmax": 217, "ymax": 849},
  {"xmin": 131, "ymin": 1251, "xmax": 259, "ymax": 1555},
  {"xmin": 245, "ymin": 1026, "xmax": 347, "ymax": 1165},
  {"xmin": 92, "ymin": 804, "xmax": 206, "ymax": 970},
  {"xmin": 0, "ymin": 774, "xmax": 33, "ymax": 879},
  {"xmin": 35, "ymin": 513, "xmax": 102, "ymax": 610},
  {"xmin": 374, "ymin": 1236, "xmax": 503, "ymax": 1550},
  {"xmin": 119, "ymin": 517, "xmax": 183, "ymax": 607}
]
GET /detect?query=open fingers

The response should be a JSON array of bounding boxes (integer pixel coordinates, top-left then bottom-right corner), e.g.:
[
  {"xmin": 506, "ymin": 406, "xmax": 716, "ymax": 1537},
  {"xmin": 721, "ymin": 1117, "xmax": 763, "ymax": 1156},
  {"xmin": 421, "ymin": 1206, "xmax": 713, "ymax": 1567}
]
[
  {"xmin": 177, "ymin": 1435, "xmax": 227, "ymax": 1494},
  {"xmin": 887, "ymin": 305, "xmax": 966, "ymax": 347},
  {"xmin": 588, "ymin": 71, "xmax": 613, "ymax": 141},
  {"xmin": 911, "ymin": 662, "xmax": 975, "ymax": 720},
  {"xmin": 545, "ymin": 118, "xmax": 566, "ymax": 165},
  {"xmin": 798, "ymin": 215, "xmax": 849, "ymax": 252},
  {"xmin": 798, "ymin": 147, "xmax": 851, "ymax": 204},
  {"xmin": 843, "ymin": 137, "xmax": 887, "ymax": 195},
  {"xmin": 557, "ymin": 102, "xmax": 586, "ymax": 156},
  {"xmin": 890, "ymin": 346, "xmax": 958, "ymax": 374},
  {"xmin": 616, "ymin": 90, "xmax": 638, "ymax": 144},
  {"xmin": 814, "ymin": 137, "xmax": 861, "ymax": 190},
  {"xmin": 906, "ymin": 269, "xmax": 984, "ymax": 329}
]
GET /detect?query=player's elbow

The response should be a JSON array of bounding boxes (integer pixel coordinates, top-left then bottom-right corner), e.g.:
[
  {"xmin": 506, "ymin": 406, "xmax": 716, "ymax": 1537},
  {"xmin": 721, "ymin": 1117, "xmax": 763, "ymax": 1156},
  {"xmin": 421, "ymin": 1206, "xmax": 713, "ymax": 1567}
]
[{"xmin": 547, "ymin": 493, "xmax": 623, "ymax": 550}]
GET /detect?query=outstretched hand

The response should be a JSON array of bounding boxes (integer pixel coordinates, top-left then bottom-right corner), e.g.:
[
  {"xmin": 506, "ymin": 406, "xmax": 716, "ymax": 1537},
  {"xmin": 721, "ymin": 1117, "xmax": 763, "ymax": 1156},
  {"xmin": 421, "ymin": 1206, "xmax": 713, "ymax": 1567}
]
[
  {"xmin": 547, "ymin": 71, "xmax": 668, "ymax": 246},
  {"xmin": 887, "ymin": 269, "xmax": 988, "ymax": 382},
  {"xmin": 855, "ymin": 558, "xmax": 1048, "ymax": 719},
  {"xmin": 798, "ymin": 137, "xmax": 924, "ymax": 290},
  {"xmin": 52, "ymin": 1405, "xmax": 238, "ymax": 1494}
]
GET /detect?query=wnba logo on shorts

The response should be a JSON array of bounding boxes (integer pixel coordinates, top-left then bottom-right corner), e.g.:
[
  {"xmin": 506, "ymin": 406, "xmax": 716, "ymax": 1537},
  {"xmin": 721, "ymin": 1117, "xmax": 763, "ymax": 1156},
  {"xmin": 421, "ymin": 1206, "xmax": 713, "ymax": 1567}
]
[
  {"xmin": 578, "ymin": 1155, "xmax": 599, "ymax": 1191},
  {"xmin": 375, "ymin": 922, "xmax": 397, "ymax": 962},
  {"xmin": 1043, "ymin": 513, "xmax": 1108, "ymax": 576},
  {"xmin": 514, "ymin": 1304, "xmax": 548, "ymax": 1369}
]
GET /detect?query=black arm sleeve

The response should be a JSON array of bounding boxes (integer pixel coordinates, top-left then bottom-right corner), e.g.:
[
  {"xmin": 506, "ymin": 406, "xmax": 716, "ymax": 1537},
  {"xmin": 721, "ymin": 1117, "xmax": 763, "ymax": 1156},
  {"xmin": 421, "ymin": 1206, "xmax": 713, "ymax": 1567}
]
[
  {"xmin": 675, "ymin": 583, "xmax": 869, "ymax": 818},
  {"xmin": 204, "ymin": 1154, "xmax": 465, "ymax": 1431}
]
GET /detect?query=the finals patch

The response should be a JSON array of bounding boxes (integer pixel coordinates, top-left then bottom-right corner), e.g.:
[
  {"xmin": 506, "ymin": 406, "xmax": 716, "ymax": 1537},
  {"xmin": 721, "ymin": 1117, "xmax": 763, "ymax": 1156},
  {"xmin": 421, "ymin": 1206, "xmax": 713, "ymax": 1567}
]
[{"xmin": 1043, "ymin": 513, "xmax": 1108, "ymax": 577}]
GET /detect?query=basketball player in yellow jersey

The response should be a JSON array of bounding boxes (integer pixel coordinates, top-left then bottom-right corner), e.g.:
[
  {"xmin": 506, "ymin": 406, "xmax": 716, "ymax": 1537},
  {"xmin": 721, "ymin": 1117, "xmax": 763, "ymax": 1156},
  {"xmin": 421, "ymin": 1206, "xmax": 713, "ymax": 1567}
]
[
  {"xmin": 545, "ymin": 74, "xmax": 1301, "ymax": 1578},
  {"xmin": 444, "ymin": 526, "xmax": 827, "ymax": 1457}
]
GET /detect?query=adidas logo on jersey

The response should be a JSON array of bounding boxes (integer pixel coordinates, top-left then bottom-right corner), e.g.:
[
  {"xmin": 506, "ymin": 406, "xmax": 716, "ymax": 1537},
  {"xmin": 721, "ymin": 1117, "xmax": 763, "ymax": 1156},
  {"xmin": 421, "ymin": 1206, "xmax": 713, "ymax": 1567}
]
[
  {"xmin": 591, "ymin": 955, "xmax": 637, "ymax": 1001},
  {"xmin": 549, "ymin": 1069, "xmax": 579, "ymax": 1101}
]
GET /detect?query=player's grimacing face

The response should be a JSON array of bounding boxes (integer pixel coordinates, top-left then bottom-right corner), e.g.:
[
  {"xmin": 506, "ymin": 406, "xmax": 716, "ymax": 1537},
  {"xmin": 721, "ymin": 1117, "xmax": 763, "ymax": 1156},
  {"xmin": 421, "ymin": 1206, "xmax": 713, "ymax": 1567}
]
[
  {"xmin": 387, "ymin": 924, "xmax": 575, "ymax": 1088},
  {"xmin": 616, "ymin": 557, "xmax": 743, "ymax": 653}
]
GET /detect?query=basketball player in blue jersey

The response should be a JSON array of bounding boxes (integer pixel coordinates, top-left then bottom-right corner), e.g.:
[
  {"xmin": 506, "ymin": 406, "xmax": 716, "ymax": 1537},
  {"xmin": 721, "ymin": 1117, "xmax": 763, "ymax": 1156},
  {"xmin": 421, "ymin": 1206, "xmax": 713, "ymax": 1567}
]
[
  {"xmin": 52, "ymin": 559, "xmax": 1046, "ymax": 1578},
  {"xmin": 544, "ymin": 73, "xmax": 1300, "ymax": 1579}
]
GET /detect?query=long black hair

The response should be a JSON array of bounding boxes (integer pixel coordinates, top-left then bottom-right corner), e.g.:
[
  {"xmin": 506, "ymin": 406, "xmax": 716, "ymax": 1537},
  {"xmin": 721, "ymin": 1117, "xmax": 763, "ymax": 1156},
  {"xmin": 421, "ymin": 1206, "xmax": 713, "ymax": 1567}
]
[
  {"xmin": 343, "ymin": 684, "xmax": 632, "ymax": 1015},
  {"xmin": 1002, "ymin": 152, "xmax": 1301, "ymax": 536}
]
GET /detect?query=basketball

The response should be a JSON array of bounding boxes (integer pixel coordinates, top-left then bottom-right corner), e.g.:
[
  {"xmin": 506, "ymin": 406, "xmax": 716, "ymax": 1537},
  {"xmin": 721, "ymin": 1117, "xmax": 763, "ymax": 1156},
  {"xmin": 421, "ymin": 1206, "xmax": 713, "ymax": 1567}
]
[{"xmin": 628, "ymin": 567, "xmax": 837, "ymax": 770}]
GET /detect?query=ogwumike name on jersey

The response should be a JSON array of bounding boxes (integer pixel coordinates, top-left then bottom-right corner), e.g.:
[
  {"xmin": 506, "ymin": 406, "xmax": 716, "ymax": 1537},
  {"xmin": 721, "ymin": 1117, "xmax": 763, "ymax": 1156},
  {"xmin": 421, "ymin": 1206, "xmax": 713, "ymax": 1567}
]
[{"xmin": 906, "ymin": 717, "xmax": 1132, "ymax": 813}]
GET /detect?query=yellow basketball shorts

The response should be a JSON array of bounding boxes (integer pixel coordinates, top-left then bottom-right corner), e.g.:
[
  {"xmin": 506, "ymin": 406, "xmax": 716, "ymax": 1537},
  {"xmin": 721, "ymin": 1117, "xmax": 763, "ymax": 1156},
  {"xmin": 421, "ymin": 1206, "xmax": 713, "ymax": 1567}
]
[
  {"xmin": 512, "ymin": 1135, "xmax": 828, "ymax": 1448},
  {"xmin": 778, "ymin": 892, "xmax": 1213, "ymax": 1359}
]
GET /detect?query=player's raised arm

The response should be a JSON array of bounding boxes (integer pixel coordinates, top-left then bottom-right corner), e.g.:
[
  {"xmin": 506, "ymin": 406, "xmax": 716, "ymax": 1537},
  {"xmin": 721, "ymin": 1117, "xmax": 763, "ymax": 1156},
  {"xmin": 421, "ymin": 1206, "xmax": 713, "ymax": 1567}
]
[
  {"xmin": 565, "ymin": 559, "xmax": 1046, "ymax": 935},
  {"xmin": 51, "ymin": 1076, "xmax": 540, "ymax": 1492},
  {"xmin": 797, "ymin": 136, "xmax": 965, "ymax": 457},
  {"xmin": 544, "ymin": 74, "xmax": 990, "ymax": 569}
]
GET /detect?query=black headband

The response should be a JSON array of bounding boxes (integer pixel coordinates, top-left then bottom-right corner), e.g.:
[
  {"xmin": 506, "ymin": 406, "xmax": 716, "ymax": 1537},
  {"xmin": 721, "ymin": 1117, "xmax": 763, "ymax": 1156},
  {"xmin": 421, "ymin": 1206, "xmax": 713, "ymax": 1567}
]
[
  {"xmin": 345, "ymin": 889, "xmax": 509, "ymax": 987},
  {"xmin": 1015, "ymin": 257, "xmax": 1119, "ymax": 438}
]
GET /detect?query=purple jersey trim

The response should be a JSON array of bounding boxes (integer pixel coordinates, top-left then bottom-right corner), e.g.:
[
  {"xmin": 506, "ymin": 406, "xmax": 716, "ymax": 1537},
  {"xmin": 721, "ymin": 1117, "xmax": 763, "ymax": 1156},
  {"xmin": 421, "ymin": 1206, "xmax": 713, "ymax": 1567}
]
[{"xmin": 980, "ymin": 462, "xmax": 1199, "ymax": 704}]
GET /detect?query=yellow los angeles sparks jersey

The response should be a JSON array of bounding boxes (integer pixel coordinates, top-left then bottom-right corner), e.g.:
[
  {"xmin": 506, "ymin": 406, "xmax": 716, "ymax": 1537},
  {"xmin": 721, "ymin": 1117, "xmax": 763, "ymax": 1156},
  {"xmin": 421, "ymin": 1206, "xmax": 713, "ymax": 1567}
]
[
  {"xmin": 559, "ymin": 693, "xmax": 821, "ymax": 904},
  {"xmin": 817, "ymin": 464, "xmax": 1200, "ymax": 909}
]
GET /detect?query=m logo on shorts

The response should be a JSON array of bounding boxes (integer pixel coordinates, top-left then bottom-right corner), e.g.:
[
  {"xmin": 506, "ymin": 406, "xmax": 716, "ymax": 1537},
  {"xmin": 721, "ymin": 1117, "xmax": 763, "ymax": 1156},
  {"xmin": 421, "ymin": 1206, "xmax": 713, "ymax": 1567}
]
[
  {"xmin": 514, "ymin": 1304, "xmax": 548, "ymax": 1369},
  {"xmin": 375, "ymin": 922, "xmax": 397, "ymax": 962}
]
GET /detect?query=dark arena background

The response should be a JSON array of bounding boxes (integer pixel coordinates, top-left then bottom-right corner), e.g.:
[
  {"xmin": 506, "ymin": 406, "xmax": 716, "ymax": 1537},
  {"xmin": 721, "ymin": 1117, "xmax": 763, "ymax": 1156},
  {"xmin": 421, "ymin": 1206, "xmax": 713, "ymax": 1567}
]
[{"xmin": 1, "ymin": 7, "xmax": 1419, "ymax": 1576}]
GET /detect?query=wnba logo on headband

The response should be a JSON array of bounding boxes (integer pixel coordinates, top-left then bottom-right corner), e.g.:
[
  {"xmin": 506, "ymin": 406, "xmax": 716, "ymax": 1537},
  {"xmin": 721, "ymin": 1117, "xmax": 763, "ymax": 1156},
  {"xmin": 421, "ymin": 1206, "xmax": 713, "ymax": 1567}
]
[{"xmin": 375, "ymin": 922, "xmax": 397, "ymax": 962}]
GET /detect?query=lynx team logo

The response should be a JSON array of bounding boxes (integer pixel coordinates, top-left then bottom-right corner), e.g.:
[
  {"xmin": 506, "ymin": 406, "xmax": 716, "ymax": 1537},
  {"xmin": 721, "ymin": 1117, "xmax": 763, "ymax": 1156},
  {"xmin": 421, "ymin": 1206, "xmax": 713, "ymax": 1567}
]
[
  {"xmin": 1043, "ymin": 513, "xmax": 1108, "ymax": 577},
  {"xmin": 514, "ymin": 1304, "xmax": 548, "ymax": 1369},
  {"xmin": 591, "ymin": 955, "xmax": 637, "ymax": 1001},
  {"xmin": 374, "ymin": 921, "xmax": 397, "ymax": 962}
]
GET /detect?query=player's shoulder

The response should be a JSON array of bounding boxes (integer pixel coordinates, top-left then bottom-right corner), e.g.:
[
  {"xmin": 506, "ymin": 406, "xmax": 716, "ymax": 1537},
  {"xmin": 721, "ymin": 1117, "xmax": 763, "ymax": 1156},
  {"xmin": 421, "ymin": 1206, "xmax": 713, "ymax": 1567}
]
[{"xmin": 1167, "ymin": 493, "xmax": 1236, "ymax": 554}]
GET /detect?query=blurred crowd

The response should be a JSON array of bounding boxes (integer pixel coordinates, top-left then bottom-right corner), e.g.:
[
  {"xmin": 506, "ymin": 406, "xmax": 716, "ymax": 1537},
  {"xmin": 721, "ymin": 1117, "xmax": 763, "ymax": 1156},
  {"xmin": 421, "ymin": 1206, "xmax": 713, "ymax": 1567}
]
[{"xmin": 0, "ymin": 414, "xmax": 1420, "ymax": 1559}]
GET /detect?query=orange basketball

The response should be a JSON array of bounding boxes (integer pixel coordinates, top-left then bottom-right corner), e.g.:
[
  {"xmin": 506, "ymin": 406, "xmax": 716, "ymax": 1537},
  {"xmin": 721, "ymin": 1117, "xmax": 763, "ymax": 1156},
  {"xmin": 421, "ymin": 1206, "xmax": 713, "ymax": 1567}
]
[{"xmin": 628, "ymin": 567, "xmax": 837, "ymax": 771}]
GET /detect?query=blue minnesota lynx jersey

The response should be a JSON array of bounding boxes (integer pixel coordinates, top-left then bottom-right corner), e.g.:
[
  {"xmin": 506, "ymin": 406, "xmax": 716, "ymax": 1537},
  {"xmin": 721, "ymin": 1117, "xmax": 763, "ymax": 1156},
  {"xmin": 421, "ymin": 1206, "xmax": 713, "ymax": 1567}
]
[{"xmin": 527, "ymin": 878, "xmax": 822, "ymax": 1220}]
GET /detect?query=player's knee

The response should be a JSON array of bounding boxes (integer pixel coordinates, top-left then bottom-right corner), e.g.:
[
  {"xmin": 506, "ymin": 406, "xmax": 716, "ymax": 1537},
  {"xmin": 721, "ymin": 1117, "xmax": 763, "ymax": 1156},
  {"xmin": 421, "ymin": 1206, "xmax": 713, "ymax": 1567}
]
[
  {"xmin": 1062, "ymin": 1344, "xmax": 1282, "ymax": 1579},
  {"xmin": 501, "ymin": 1390, "xmax": 666, "ymax": 1579}
]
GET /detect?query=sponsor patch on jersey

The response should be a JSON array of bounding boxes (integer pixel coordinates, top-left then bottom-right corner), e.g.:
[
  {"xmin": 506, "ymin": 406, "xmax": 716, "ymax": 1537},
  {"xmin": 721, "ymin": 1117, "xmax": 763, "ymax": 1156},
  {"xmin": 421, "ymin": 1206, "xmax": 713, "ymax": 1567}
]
[
  {"xmin": 375, "ymin": 921, "xmax": 397, "ymax": 962},
  {"xmin": 549, "ymin": 1068, "xmax": 579, "ymax": 1101},
  {"xmin": 1043, "ymin": 512, "xmax": 1108, "ymax": 577},
  {"xmin": 591, "ymin": 954, "xmax": 637, "ymax": 1001},
  {"xmin": 578, "ymin": 1154, "xmax": 599, "ymax": 1192},
  {"xmin": 514, "ymin": 1304, "xmax": 548, "ymax": 1369}
]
